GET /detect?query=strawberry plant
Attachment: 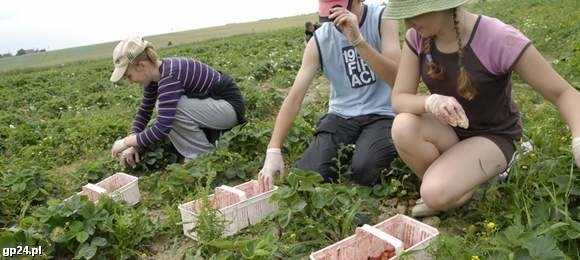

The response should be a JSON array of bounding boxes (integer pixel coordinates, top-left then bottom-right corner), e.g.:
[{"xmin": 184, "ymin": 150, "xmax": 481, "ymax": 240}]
[
  {"xmin": 0, "ymin": 167, "xmax": 59, "ymax": 227},
  {"xmin": 1, "ymin": 196, "xmax": 156, "ymax": 259},
  {"xmin": 269, "ymin": 169, "xmax": 379, "ymax": 257}
]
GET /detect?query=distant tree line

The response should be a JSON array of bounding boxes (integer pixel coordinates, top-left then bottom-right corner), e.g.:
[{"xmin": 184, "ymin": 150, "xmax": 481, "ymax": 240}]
[{"xmin": 0, "ymin": 48, "xmax": 46, "ymax": 58}]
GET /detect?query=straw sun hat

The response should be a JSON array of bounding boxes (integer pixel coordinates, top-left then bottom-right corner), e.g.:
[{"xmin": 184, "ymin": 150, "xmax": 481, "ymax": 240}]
[{"xmin": 383, "ymin": 0, "xmax": 469, "ymax": 19}]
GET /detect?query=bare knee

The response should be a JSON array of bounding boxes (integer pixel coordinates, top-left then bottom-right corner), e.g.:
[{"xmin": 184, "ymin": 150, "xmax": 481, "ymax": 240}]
[
  {"xmin": 420, "ymin": 179, "xmax": 454, "ymax": 211},
  {"xmin": 392, "ymin": 113, "xmax": 421, "ymax": 148}
]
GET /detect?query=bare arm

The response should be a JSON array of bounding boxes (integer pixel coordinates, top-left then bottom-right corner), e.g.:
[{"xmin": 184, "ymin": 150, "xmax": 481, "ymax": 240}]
[
  {"xmin": 267, "ymin": 38, "xmax": 320, "ymax": 148},
  {"xmin": 354, "ymin": 19, "xmax": 401, "ymax": 86},
  {"xmin": 513, "ymin": 44, "xmax": 580, "ymax": 137},
  {"xmin": 392, "ymin": 43, "xmax": 426, "ymax": 114},
  {"xmin": 331, "ymin": 7, "xmax": 400, "ymax": 86}
]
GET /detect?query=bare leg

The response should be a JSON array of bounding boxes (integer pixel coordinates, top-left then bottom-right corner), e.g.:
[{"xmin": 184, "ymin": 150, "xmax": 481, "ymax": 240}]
[
  {"xmin": 392, "ymin": 113, "xmax": 507, "ymax": 211},
  {"xmin": 421, "ymin": 137, "xmax": 507, "ymax": 210},
  {"xmin": 391, "ymin": 113, "xmax": 459, "ymax": 179}
]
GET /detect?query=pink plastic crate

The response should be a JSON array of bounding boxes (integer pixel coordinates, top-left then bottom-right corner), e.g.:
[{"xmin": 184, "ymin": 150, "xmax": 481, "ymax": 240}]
[
  {"xmin": 232, "ymin": 180, "xmax": 279, "ymax": 225},
  {"xmin": 373, "ymin": 214, "xmax": 439, "ymax": 257},
  {"xmin": 81, "ymin": 183, "xmax": 107, "ymax": 202},
  {"xmin": 66, "ymin": 172, "xmax": 140, "ymax": 206},
  {"xmin": 178, "ymin": 180, "xmax": 278, "ymax": 240},
  {"xmin": 310, "ymin": 224, "xmax": 403, "ymax": 260},
  {"xmin": 65, "ymin": 183, "xmax": 107, "ymax": 202},
  {"xmin": 310, "ymin": 214, "xmax": 439, "ymax": 260},
  {"xmin": 94, "ymin": 172, "xmax": 140, "ymax": 206}
]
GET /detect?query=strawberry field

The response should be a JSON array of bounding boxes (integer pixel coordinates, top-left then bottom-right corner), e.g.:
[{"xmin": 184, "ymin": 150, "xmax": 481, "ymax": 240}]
[{"xmin": 0, "ymin": 0, "xmax": 578, "ymax": 259}]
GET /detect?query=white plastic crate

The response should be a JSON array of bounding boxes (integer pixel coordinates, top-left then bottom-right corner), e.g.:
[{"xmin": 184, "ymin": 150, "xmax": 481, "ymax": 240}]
[
  {"xmin": 373, "ymin": 214, "xmax": 439, "ymax": 258},
  {"xmin": 66, "ymin": 183, "xmax": 107, "ymax": 202},
  {"xmin": 178, "ymin": 180, "xmax": 279, "ymax": 240},
  {"xmin": 310, "ymin": 224, "xmax": 403, "ymax": 260},
  {"xmin": 82, "ymin": 183, "xmax": 107, "ymax": 201},
  {"xmin": 94, "ymin": 172, "xmax": 141, "ymax": 206},
  {"xmin": 310, "ymin": 214, "xmax": 439, "ymax": 260},
  {"xmin": 232, "ymin": 180, "xmax": 279, "ymax": 225},
  {"xmin": 66, "ymin": 172, "xmax": 140, "ymax": 206}
]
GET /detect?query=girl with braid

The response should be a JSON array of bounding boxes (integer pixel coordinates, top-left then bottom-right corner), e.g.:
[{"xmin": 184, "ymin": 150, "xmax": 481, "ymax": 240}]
[{"xmin": 383, "ymin": 0, "xmax": 580, "ymax": 217}]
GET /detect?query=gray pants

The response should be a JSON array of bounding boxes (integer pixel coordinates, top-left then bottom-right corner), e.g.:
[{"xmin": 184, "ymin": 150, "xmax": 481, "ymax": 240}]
[{"xmin": 168, "ymin": 96, "xmax": 238, "ymax": 161}]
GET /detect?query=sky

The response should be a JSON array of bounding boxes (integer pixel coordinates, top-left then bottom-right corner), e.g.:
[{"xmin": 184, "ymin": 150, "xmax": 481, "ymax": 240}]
[{"xmin": 1, "ymin": 0, "xmax": 385, "ymax": 55}]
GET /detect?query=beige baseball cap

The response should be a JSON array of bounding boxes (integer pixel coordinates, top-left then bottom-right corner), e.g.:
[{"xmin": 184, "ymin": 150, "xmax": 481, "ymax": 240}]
[{"xmin": 110, "ymin": 36, "xmax": 151, "ymax": 82}]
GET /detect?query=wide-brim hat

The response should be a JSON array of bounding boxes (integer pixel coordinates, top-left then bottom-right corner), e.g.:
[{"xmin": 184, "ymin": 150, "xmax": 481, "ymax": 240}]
[{"xmin": 383, "ymin": 0, "xmax": 469, "ymax": 19}]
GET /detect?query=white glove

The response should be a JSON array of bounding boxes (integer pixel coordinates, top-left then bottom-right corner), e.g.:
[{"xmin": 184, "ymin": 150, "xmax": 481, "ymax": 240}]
[
  {"xmin": 258, "ymin": 148, "xmax": 285, "ymax": 191},
  {"xmin": 119, "ymin": 147, "xmax": 140, "ymax": 168},
  {"xmin": 425, "ymin": 94, "xmax": 469, "ymax": 129},
  {"xmin": 111, "ymin": 138, "xmax": 128, "ymax": 157},
  {"xmin": 573, "ymin": 137, "xmax": 580, "ymax": 168}
]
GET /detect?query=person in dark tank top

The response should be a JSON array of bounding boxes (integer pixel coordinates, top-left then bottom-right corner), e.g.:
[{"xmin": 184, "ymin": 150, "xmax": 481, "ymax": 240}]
[{"xmin": 383, "ymin": 0, "xmax": 580, "ymax": 217}]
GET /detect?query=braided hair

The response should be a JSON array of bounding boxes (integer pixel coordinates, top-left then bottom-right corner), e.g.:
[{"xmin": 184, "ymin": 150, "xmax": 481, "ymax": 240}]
[
  {"xmin": 453, "ymin": 8, "xmax": 476, "ymax": 100},
  {"xmin": 422, "ymin": 8, "xmax": 477, "ymax": 100}
]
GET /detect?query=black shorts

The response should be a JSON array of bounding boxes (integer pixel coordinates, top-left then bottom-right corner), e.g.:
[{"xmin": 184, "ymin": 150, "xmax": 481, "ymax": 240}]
[{"xmin": 456, "ymin": 131, "xmax": 516, "ymax": 163}]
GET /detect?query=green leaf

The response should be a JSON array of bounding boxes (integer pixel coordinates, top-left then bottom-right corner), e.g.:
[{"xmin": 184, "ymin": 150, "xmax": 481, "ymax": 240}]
[
  {"xmin": 513, "ymin": 248, "xmax": 531, "ymax": 259},
  {"xmin": 566, "ymin": 220, "xmax": 580, "ymax": 239},
  {"xmin": 253, "ymin": 248, "xmax": 270, "ymax": 256},
  {"xmin": 495, "ymin": 225, "xmax": 526, "ymax": 248},
  {"xmin": 290, "ymin": 200, "xmax": 307, "ymax": 211},
  {"xmin": 311, "ymin": 189, "xmax": 329, "ymax": 209},
  {"xmin": 69, "ymin": 221, "xmax": 84, "ymax": 232},
  {"xmin": 207, "ymin": 239, "xmax": 238, "ymax": 250},
  {"xmin": 50, "ymin": 227, "xmax": 67, "ymax": 243},
  {"xmin": 31, "ymin": 207, "xmax": 53, "ymax": 223},
  {"xmin": 76, "ymin": 231, "xmax": 90, "ymax": 243},
  {"xmin": 277, "ymin": 188, "xmax": 296, "ymax": 199},
  {"xmin": 91, "ymin": 237, "xmax": 107, "ymax": 247},
  {"xmin": 77, "ymin": 244, "xmax": 98, "ymax": 259},
  {"xmin": 531, "ymin": 203, "xmax": 551, "ymax": 228},
  {"xmin": 279, "ymin": 209, "xmax": 292, "ymax": 228},
  {"xmin": 522, "ymin": 236, "xmax": 566, "ymax": 260},
  {"xmin": 84, "ymin": 222, "xmax": 96, "ymax": 236},
  {"xmin": 11, "ymin": 182, "xmax": 26, "ymax": 193},
  {"xmin": 0, "ymin": 231, "xmax": 17, "ymax": 248},
  {"xmin": 65, "ymin": 196, "xmax": 84, "ymax": 216}
]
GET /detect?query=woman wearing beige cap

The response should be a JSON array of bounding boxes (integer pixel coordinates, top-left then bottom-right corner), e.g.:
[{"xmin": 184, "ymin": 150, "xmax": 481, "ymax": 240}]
[
  {"xmin": 109, "ymin": 36, "xmax": 246, "ymax": 167},
  {"xmin": 383, "ymin": 0, "xmax": 580, "ymax": 217}
]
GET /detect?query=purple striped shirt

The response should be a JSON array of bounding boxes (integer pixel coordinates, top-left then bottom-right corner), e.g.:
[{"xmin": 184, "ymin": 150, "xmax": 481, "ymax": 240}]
[{"xmin": 131, "ymin": 57, "xmax": 222, "ymax": 147}]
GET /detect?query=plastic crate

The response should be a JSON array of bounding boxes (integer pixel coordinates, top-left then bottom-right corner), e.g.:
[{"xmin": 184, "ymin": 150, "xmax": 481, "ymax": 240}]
[
  {"xmin": 94, "ymin": 172, "xmax": 141, "ymax": 206},
  {"xmin": 310, "ymin": 214, "xmax": 439, "ymax": 260},
  {"xmin": 65, "ymin": 183, "xmax": 108, "ymax": 202},
  {"xmin": 81, "ymin": 183, "xmax": 107, "ymax": 202},
  {"xmin": 310, "ymin": 224, "xmax": 403, "ymax": 260},
  {"xmin": 65, "ymin": 173, "xmax": 140, "ymax": 206},
  {"xmin": 232, "ymin": 180, "xmax": 279, "ymax": 225},
  {"xmin": 373, "ymin": 214, "xmax": 439, "ymax": 258},
  {"xmin": 178, "ymin": 180, "xmax": 278, "ymax": 240}
]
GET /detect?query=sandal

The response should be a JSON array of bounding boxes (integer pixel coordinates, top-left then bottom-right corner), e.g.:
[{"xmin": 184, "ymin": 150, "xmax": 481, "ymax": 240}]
[{"xmin": 411, "ymin": 198, "xmax": 441, "ymax": 218}]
